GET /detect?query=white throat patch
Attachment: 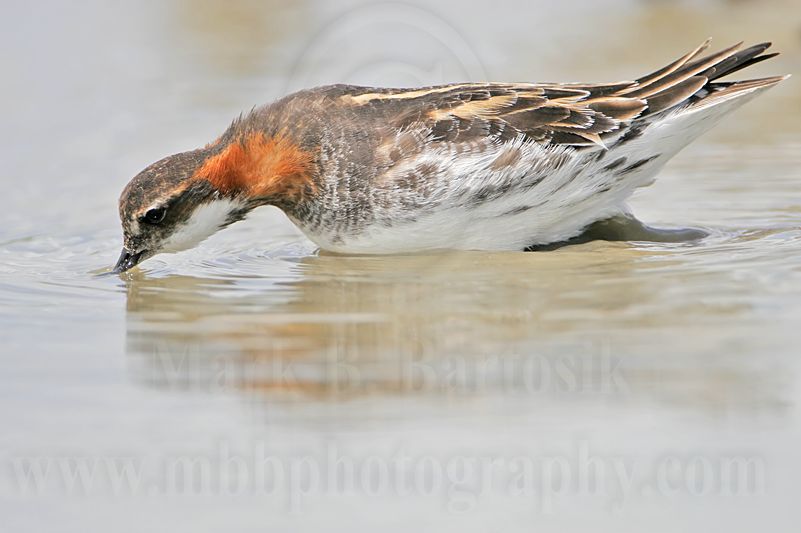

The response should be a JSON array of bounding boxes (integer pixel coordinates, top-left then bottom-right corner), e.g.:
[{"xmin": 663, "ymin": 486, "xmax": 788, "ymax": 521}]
[{"xmin": 160, "ymin": 199, "xmax": 242, "ymax": 253}]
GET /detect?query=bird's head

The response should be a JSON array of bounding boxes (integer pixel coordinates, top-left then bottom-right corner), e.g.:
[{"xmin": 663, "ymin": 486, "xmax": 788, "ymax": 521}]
[
  {"xmin": 113, "ymin": 133, "xmax": 316, "ymax": 273},
  {"xmin": 113, "ymin": 149, "xmax": 249, "ymax": 273}
]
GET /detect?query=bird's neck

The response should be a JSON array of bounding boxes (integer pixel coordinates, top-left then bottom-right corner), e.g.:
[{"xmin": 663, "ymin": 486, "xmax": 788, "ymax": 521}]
[{"xmin": 192, "ymin": 132, "xmax": 317, "ymax": 208}]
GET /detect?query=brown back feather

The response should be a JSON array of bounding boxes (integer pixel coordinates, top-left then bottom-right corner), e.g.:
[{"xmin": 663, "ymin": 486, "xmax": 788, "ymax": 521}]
[{"xmin": 335, "ymin": 40, "xmax": 783, "ymax": 149}]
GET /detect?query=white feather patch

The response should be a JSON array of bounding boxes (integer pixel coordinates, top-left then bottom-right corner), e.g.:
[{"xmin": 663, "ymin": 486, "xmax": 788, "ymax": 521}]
[{"xmin": 160, "ymin": 199, "xmax": 242, "ymax": 253}]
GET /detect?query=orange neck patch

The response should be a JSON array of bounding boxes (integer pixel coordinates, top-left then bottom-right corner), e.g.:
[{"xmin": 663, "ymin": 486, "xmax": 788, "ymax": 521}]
[{"xmin": 194, "ymin": 132, "xmax": 316, "ymax": 203}]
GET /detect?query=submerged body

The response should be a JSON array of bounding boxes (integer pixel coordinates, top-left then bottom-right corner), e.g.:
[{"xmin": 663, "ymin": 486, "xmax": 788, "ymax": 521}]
[{"xmin": 114, "ymin": 40, "xmax": 786, "ymax": 272}]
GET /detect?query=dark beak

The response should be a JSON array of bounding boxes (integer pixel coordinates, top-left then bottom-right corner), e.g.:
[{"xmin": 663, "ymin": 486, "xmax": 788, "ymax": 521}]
[{"xmin": 112, "ymin": 248, "xmax": 144, "ymax": 273}]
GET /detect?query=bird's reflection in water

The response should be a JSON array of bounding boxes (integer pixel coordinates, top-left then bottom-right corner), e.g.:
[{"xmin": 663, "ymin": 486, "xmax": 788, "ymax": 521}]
[{"xmin": 122, "ymin": 227, "xmax": 788, "ymax": 422}]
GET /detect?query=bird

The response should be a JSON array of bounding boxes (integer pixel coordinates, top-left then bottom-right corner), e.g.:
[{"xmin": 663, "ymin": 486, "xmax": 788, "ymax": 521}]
[{"xmin": 113, "ymin": 40, "xmax": 787, "ymax": 273}]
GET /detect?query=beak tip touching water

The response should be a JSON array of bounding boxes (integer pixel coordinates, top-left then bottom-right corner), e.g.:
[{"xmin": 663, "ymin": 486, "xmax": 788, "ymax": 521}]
[{"xmin": 112, "ymin": 248, "xmax": 144, "ymax": 274}]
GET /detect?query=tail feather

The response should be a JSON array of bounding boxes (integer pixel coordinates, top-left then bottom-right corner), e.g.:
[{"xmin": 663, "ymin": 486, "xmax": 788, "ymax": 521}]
[
  {"xmin": 624, "ymin": 41, "xmax": 742, "ymax": 99},
  {"xmin": 633, "ymin": 39, "xmax": 711, "ymax": 87},
  {"xmin": 713, "ymin": 52, "xmax": 779, "ymax": 79},
  {"xmin": 604, "ymin": 74, "xmax": 788, "ymax": 194},
  {"xmin": 674, "ymin": 41, "xmax": 746, "ymax": 81},
  {"xmin": 702, "ymin": 42, "xmax": 775, "ymax": 80},
  {"xmin": 646, "ymin": 75, "xmax": 708, "ymax": 114},
  {"xmin": 599, "ymin": 45, "xmax": 787, "ymax": 190},
  {"xmin": 623, "ymin": 40, "xmax": 785, "ymax": 118},
  {"xmin": 690, "ymin": 75, "xmax": 789, "ymax": 110}
]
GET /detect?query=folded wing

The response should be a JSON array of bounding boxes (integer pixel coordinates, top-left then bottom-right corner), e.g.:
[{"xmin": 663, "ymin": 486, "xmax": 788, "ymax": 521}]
[{"xmin": 341, "ymin": 40, "xmax": 783, "ymax": 149}]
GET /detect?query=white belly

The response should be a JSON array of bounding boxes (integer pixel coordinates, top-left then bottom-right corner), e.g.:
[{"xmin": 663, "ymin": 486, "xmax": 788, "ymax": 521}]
[{"xmin": 302, "ymin": 145, "xmax": 666, "ymax": 253}]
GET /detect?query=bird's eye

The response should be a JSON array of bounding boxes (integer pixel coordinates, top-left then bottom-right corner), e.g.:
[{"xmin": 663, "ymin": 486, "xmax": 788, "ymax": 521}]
[{"xmin": 143, "ymin": 207, "xmax": 167, "ymax": 224}]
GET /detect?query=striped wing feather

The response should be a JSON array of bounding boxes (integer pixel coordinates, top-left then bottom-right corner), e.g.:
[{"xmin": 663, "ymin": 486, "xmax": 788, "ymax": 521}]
[{"xmin": 344, "ymin": 40, "xmax": 781, "ymax": 148}]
